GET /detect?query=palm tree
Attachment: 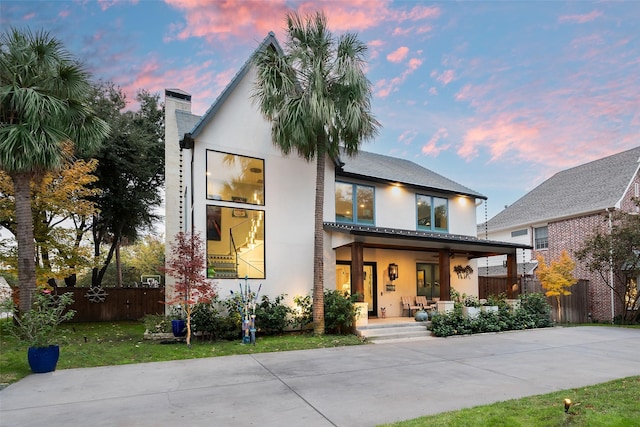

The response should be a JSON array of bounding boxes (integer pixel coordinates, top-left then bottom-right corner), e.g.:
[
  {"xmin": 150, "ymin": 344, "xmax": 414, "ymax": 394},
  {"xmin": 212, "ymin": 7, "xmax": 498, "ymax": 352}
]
[
  {"xmin": 0, "ymin": 28, "xmax": 109, "ymax": 311},
  {"xmin": 253, "ymin": 12, "xmax": 379, "ymax": 334}
]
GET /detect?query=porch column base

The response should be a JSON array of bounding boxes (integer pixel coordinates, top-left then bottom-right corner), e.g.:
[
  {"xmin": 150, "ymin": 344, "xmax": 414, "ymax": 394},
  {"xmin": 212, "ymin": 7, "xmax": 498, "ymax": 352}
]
[{"xmin": 354, "ymin": 302, "xmax": 368, "ymax": 327}]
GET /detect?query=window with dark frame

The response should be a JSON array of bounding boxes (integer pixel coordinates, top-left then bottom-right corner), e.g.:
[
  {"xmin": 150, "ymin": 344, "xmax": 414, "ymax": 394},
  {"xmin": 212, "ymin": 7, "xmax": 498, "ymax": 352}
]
[
  {"xmin": 534, "ymin": 226, "xmax": 548, "ymax": 250},
  {"xmin": 416, "ymin": 194, "xmax": 448, "ymax": 232},
  {"xmin": 335, "ymin": 182, "xmax": 374, "ymax": 225}
]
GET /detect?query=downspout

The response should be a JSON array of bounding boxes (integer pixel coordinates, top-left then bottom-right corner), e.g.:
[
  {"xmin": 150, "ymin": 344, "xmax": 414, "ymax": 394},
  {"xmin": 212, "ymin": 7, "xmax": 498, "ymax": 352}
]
[{"xmin": 607, "ymin": 208, "xmax": 614, "ymax": 324}]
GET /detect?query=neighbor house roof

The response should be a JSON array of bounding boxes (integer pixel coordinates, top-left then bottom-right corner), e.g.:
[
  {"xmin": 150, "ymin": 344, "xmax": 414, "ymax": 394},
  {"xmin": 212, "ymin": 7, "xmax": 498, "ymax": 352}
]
[
  {"xmin": 337, "ymin": 149, "xmax": 486, "ymax": 199},
  {"xmin": 484, "ymin": 146, "xmax": 640, "ymax": 232}
]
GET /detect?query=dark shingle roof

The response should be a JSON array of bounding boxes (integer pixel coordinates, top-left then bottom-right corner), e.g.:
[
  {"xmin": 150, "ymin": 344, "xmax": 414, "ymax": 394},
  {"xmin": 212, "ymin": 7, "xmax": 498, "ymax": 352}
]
[
  {"xmin": 485, "ymin": 146, "xmax": 640, "ymax": 232},
  {"xmin": 176, "ymin": 110, "xmax": 200, "ymax": 138},
  {"xmin": 338, "ymin": 150, "xmax": 486, "ymax": 199}
]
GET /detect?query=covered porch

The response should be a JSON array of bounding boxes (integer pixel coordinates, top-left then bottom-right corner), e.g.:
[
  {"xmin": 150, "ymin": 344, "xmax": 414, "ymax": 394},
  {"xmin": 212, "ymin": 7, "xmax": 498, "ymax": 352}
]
[{"xmin": 325, "ymin": 222, "xmax": 531, "ymax": 319}]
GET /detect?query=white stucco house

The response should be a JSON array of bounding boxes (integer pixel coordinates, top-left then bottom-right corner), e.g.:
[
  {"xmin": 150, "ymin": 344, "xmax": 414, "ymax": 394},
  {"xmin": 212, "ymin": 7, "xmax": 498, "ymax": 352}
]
[{"xmin": 164, "ymin": 33, "xmax": 526, "ymax": 319}]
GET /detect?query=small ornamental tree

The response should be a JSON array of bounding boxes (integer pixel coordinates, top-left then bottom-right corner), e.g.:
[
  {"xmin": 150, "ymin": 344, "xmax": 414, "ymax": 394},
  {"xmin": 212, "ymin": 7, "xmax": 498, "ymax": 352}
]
[
  {"xmin": 163, "ymin": 232, "xmax": 217, "ymax": 346},
  {"xmin": 535, "ymin": 250, "xmax": 577, "ymax": 322}
]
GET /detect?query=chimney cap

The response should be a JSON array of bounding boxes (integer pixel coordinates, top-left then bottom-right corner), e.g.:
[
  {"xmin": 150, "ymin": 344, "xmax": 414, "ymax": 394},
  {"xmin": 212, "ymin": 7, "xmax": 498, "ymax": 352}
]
[{"xmin": 165, "ymin": 88, "xmax": 191, "ymax": 102}]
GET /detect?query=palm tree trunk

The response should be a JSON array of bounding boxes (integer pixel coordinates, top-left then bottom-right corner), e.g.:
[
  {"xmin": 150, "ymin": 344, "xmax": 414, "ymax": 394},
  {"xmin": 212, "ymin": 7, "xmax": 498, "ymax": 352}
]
[
  {"xmin": 313, "ymin": 151, "xmax": 326, "ymax": 335},
  {"xmin": 13, "ymin": 172, "xmax": 37, "ymax": 312}
]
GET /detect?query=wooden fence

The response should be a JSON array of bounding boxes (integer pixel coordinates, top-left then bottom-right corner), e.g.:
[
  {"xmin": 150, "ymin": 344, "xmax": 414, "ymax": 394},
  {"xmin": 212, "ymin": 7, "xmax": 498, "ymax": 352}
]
[
  {"xmin": 55, "ymin": 287, "xmax": 165, "ymax": 322},
  {"xmin": 478, "ymin": 277, "xmax": 590, "ymax": 323}
]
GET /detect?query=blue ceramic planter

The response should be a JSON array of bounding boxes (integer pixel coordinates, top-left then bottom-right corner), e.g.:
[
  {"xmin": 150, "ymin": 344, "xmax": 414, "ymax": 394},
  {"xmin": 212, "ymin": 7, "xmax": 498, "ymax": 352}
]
[
  {"xmin": 171, "ymin": 319, "xmax": 186, "ymax": 337},
  {"xmin": 28, "ymin": 345, "xmax": 60, "ymax": 373}
]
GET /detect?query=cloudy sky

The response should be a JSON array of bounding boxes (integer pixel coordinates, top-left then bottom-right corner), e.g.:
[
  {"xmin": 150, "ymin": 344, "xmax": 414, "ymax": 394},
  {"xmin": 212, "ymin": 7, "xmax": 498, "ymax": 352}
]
[{"xmin": 3, "ymin": 1, "xmax": 639, "ymax": 221}]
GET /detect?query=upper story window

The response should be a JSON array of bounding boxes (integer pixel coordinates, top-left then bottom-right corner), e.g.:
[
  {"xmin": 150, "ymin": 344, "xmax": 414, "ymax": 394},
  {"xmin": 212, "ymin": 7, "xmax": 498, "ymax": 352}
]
[
  {"xmin": 335, "ymin": 182, "xmax": 374, "ymax": 225},
  {"xmin": 416, "ymin": 195, "xmax": 448, "ymax": 232},
  {"xmin": 534, "ymin": 226, "xmax": 548, "ymax": 250},
  {"xmin": 511, "ymin": 229, "xmax": 528, "ymax": 237},
  {"xmin": 206, "ymin": 150, "xmax": 264, "ymax": 205}
]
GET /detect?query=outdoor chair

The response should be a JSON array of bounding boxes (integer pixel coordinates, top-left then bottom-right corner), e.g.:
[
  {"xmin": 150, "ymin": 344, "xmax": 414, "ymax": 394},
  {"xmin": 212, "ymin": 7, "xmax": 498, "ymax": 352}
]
[
  {"xmin": 401, "ymin": 296, "xmax": 421, "ymax": 317},
  {"xmin": 415, "ymin": 296, "xmax": 437, "ymax": 312}
]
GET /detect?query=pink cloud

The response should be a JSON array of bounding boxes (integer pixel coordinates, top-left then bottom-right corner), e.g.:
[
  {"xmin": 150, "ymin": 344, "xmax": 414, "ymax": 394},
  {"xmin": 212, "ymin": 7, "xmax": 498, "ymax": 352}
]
[
  {"xmin": 387, "ymin": 46, "xmax": 409, "ymax": 63},
  {"xmin": 421, "ymin": 128, "xmax": 450, "ymax": 156},
  {"xmin": 436, "ymin": 69, "xmax": 455, "ymax": 85},
  {"xmin": 458, "ymin": 115, "xmax": 541, "ymax": 162},
  {"xmin": 558, "ymin": 10, "xmax": 602, "ymax": 24},
  {"xmin": 398, "ymin": 130, "xmax": 418, "ymax": 145},
  {"xmin": 23, "ymin": 12, "xmax": 35, "ymax": 20},
  {"xmin": 58, "ymin": 10, "xmax": 71, "ymax": 18},
  {"xmin": 375, "ymin": 57, "xmax": 423, "ymax": 98}
]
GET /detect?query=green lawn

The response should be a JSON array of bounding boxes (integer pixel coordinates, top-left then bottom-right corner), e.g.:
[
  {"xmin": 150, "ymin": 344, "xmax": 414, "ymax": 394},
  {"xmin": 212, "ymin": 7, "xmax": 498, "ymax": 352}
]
[
  {"xmin": 0, "ymin": 320, "xmax": 363, "ymax": 384},
  {"xmin": 380, "ymin": 376, "xmax": 640, "ymax": 427}
]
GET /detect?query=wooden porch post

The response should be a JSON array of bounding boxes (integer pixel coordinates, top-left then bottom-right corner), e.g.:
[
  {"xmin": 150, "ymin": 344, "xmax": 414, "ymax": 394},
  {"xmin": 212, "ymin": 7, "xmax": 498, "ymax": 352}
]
[
  {"xmin": 439, "ymin": 249, "xmax": 451, "ymax": 301},
  {"xmin": 506, "ymin": 252, "xmax": 518, "ymax": 298},
  {"xmin": 351, "ymin": 242, "xmax": 364, "ymax": 302}
]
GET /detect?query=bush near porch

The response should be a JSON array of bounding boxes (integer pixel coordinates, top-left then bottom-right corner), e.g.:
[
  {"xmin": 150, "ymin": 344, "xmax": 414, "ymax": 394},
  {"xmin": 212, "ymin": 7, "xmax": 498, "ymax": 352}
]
[{"xmin": 430, "ymin": 293, "xmax": 553, "ymax": 337}]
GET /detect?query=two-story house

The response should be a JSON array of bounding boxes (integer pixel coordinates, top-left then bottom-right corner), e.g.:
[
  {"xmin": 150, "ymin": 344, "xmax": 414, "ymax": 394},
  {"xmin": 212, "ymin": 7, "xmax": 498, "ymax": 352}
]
[
  {"xmin": 164, "ymin": 33, "xmax": 527, "ymax": 319},
  {"xmin": 481, "ymin": 146, "xmax": 640, "ymax": 321}
]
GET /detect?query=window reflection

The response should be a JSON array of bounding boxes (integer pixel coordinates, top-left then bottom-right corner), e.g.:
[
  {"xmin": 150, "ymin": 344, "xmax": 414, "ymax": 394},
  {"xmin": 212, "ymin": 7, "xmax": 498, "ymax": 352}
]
[{"xmin": 206, "ymin": 151, "xmax": 264, "ymax": 205}]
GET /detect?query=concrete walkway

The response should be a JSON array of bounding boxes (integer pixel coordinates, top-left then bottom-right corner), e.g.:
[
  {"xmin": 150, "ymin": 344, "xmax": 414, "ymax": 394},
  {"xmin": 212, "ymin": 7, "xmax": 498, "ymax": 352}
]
[{"xmin": 1, "ymin": 326, "xmax": 639, "ymax": 427}]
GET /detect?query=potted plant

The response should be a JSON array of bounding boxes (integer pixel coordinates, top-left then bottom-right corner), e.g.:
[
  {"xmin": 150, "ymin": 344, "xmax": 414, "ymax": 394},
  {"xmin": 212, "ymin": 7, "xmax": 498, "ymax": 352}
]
[
  {"xmin": 2, "ymin": 288, "xmax": 75, "ymax": 373},
  {"xmin": 462, "ymin": 294, "xmax": 481, "ymax": 319}
]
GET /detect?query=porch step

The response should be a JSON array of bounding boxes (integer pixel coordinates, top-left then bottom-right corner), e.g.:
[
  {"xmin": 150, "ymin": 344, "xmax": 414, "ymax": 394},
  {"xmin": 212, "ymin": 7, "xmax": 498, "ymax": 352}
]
[{"xmin": 357, "ymin": 321, "xmax": 432, "ymax": 343}]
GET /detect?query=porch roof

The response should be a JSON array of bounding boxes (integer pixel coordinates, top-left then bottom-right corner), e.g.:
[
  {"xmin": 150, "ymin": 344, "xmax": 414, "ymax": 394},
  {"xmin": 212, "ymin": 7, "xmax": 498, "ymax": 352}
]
[{"xmin": 324, "ymin": 222, "xmax": 531, "ymax": 259}]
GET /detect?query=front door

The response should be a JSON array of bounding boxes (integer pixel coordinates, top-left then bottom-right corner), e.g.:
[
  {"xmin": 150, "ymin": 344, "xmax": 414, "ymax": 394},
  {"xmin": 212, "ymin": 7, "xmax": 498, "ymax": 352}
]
[
  {"xmin": 363, "ymin": 263, "xmax": 377, "ymax": 317},
  {"xmin": 336, "ymin": 262, "xmax": 377, "ymax": 317}
]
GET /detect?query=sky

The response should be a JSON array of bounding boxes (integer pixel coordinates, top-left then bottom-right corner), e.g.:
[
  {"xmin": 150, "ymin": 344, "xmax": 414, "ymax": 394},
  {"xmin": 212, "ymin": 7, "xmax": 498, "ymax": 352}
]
[{"xmin": 2, "ymin": 0, "xmax": 639, "ymax": 222}]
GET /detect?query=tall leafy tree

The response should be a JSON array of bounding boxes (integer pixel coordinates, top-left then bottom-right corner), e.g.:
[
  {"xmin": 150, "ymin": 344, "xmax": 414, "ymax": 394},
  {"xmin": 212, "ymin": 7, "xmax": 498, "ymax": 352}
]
[
  {"xmin": 253, "ymin": 11, "xmax": 379, "ymax": 334},
  {"xmin": 0, "ymin": 28, "xmax": 109, "ymax": 311},
  {"xmin": 87, "ymin": 82, "xmax": 164, "ymax": 287},
  {"xmin": 0, "ymin": 159, "xmax": 100, "ymax": 287}
]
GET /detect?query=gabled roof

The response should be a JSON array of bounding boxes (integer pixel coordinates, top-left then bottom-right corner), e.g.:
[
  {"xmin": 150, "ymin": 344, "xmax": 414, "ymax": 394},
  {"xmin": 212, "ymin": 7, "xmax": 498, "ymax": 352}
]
[
  {"xmin": 188, "ymin": 32, "xmax": 282, "ymax": 140},
  {"xmin": 338, "ymin": 149, "xmax": 486, "ymax": 199},
  {"xmin": 485, "ymin": 146, "xmax": 640, "ymax": 232}
]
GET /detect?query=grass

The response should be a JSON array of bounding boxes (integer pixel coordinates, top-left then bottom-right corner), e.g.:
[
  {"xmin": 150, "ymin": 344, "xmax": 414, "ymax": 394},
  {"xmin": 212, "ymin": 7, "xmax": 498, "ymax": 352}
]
[
  {"xmin": 0, "ymin": 320, "xmax": 364, "ymax": 385},
  {"xmin": 380, "ymin": 376, "xmax": 640, "ymax": 427}
]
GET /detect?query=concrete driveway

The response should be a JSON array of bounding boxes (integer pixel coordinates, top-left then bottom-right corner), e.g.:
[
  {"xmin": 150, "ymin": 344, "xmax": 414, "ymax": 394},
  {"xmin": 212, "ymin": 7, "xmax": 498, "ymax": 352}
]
[{"xmin": 1, "ymin": 326, "xmax": 639, "ymax": 427}]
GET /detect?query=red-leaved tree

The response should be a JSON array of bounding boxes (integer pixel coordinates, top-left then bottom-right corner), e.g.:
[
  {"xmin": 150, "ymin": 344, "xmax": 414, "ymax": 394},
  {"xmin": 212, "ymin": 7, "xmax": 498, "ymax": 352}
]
[{"xmin": 163, "ymin": 231, "xmax": 217, "ymax": 346}]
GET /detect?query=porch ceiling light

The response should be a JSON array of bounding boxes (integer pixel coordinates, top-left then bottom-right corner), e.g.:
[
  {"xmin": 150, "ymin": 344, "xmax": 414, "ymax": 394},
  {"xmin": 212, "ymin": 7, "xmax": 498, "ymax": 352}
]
[{"xmin": 388, "ymin": 263, "xmax": 398, "ymax": 281}]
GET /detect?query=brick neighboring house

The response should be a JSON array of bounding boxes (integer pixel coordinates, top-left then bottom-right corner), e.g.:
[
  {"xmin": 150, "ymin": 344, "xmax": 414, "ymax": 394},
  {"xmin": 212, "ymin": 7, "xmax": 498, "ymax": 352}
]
[{"xmin": 481, "ymin": 146, "xmax": 640, "ymax": 322}]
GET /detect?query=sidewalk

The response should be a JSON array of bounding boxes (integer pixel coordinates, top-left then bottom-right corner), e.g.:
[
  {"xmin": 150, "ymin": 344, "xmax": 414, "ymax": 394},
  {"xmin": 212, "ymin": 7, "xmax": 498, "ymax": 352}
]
[{"xmin": 1, "ymin": 326, "xmax": 639, "ymax": 426}]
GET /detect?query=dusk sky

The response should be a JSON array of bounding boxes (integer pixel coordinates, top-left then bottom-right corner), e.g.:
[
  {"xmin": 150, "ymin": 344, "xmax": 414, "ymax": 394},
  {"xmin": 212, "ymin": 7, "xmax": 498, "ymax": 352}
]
[{"xmin": 2, "ymin": 1, "xmax": 639, "ymax": 222}]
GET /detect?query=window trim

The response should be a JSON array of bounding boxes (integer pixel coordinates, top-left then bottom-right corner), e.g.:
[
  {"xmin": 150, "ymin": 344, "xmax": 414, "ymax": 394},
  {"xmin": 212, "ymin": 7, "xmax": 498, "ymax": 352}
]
[
  {"xmin": 534, "ymin": 226, "xmax": 548, "ymax": 250},
  {"xmin": 335, "ymin": 181, "xmax": 375, "ymax": 225},
  {"xmin": 416, "ymin": 194, "xmax": 449, "ymax": 232}
]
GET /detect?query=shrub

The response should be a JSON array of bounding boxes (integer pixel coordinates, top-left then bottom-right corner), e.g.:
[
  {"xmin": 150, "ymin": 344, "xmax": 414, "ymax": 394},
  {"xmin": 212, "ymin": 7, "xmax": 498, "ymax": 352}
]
[
  {"xmin": 519, "ymin": 292, "xmax": 553, "ymax": 328},
  {"xmin": 429, "ymin": 292, "xmax": 553, "ymax": 337},
  {"xmin": 141, "ymin": 314, "xmax": 172, "ymax": 333},
  {"xmin": 324, "ymin": 290, "xmax": 359, "ymax": 334},
  {"xmin": 190, "ymin": 302, "xmax": 222, "ymax": 337},
  {"xmin": 292, "ymin": 295, "xmax": 313, "ymax": 330},
  {"xmin": 255, "ymin": 294, "xmax": 292, "ymax": 335}
]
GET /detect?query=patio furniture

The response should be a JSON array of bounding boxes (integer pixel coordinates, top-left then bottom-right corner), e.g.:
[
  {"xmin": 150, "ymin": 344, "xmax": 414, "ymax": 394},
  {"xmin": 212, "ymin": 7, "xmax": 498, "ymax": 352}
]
[
  {"xmin": 401, "ymin": 296, "xmax": 421, "ymax": 317},
  {"xmin": 415, "ymin": 296, "xmax": 437, "ymax": 312}
]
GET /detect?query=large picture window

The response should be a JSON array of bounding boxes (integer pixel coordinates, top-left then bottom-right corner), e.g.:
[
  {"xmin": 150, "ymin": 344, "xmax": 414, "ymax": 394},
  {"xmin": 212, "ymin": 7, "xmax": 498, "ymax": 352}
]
[
  {"xmin": 206, "ymin": 206, "xmax": 265, "ymax": 279},
  {"xmin": 416, "ymin": 195, "xmax": 448, "ymax": 232},
  {"xmin": 417, "ymin": 263, "xmax": 440, "ymax": 299},
  {"xmin": 206, "ymin": 150, "xmax": 264, "ymax": 205},
  {"xmin": 335, "ymin": 182, "xmax": 374, "ymax": 224}
]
